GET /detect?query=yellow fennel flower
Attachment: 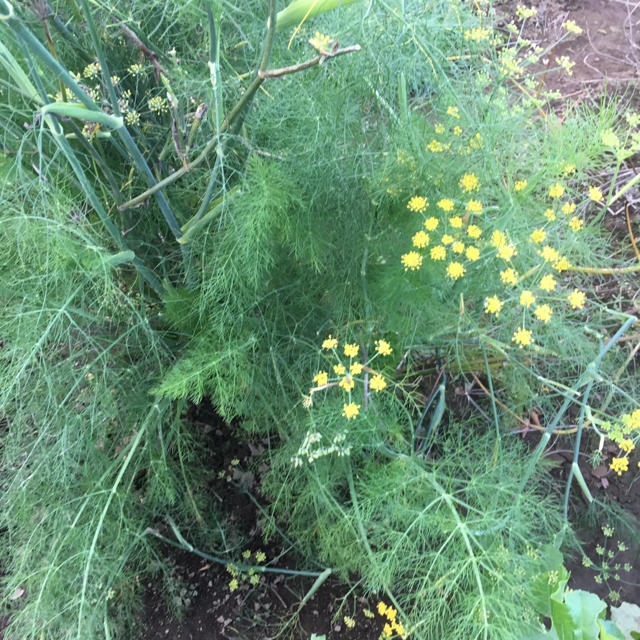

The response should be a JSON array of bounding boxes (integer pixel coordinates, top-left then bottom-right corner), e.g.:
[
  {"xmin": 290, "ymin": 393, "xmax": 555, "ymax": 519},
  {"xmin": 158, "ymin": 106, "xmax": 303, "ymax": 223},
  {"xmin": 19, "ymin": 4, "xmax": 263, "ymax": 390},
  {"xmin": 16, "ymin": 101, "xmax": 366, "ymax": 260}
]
[
  {"xmin": 322, "ymin": 335, "xmax": 338, "ymax": 350},
  {"xmin": 543, "ymin": 208, "xmax": 556, "ymax": 221},
  {"xmin": 562, "ymin": 201, "xmax": 576, "ymax": 215},
  {"xmin": 512, "ymin": 327, "xmax": 534, "ymax": 348},
  {"xmin": 589, "ymin": 186, "xmax": 604, "ymax": 202},
  {"xmin": 424, "ymin": 216, "xmax": 439, "ymax": 231},
  {"xmin": 520, "ymin": 290, "xmax": 536, "ymax": 308},
  {"xmin": 484, "ymin": 295, "xmax": 503, "ymax": 316},
  {"xmin": 467, "ymin": 224, "xmax": 482, "ymax": 239},
  {"xmin": 313, "ymin": 371, "xmax": 328, "ymax": 386},
  {"xmin": 530, "ymin": 228, "xmax": 546, "ymax": 244},
  {"xmin": 449, "ymin": 215, "xmax": 463, "ymax": 228},
  {"xmin": 534, "ymin": 304, "xmax": 553, "ymax": 323},
  {"xmin": 452, "ymin": 241, "xmax": 465, "ymax": 254},
  {"xmin": 619, "ymin": 439, "xmax": 635, "ymax": 454},
  {"xmin": 401, "ymin": 251, "xmax": 423, "ymax": 271},
  {"xmin": 334, "ymin": 364, "xmax": 346, "ymax": 375},
  {"xmin": 540, "ymin": 274, "xmax": 557, "ymax": 292},
  {"xmin": 466, "ymin": 199, "xmax": 483, "ymax": 214},
  {"xmin": 344, "ymin": 343, "xmax": 359, "ymax": 358},
  {"xmin": 437, "ymin": 198, "xmax": 455, "ymax": 212},
  {"xmin": 446, "ymin": 261, "xmax": 466, "ymax": 280},
  {"xmin": 491, "ymin": 230, "xmax": 507, "ymax": 248},
  {"xmin": 500, "ymin": 268, "xmax": 518, "ymax": 285},
  {"xmin": 539, "ymin": 245, "xmax": 560, "ymax": 263},
  {"xmin": 610, "ymin": 457, "xmax": 629, "ymax": 476},
  {"xmin": 408, "ymin": 196, "xmax": 428, "ymax": 212},
  {"xmin": 514, "ymin": 179, "xmax": 528, "ymax": 192},
  {"xmin": 549, "ymin": 183, "xmax": 565, "ymax": 198},
  {"xmin": 459, "ymin": 173, "xmax": 479, "ymax": 192},
  {"xmin": 567, "ymin": 288, "xmax": 586, "ymax": 310},
  {"xmin": 370, "ymin": 375, "xmax": 387, "ymax": 392},
  {"xmin": 350, "ymin": 362, "xmax": 363, "ymax": 375},
  {"xmin": 342, "ymin": 402, "xmax": 360, "ymax": 419},
  {"xmin": 375, "ymin": 339, "xmax": 393, "ymax": 356},
  {"xmin": 497, "ymin": 244, "xmax": 517, "ymax": 261},
  {"xmin": 441, "ymin": 234, "xmax": 454, "ymax": 245},
  {"xmin": 430, "ymin": 245, "xmax": 446, "ymax": 261},
  {"xmin": 412, "ymin": 231, "xmax": 430, "ymax": 248},
  {"xmin": 339, "ymin": 375, "xmax": 355, "ymax": 392},
  {"xmin": 465, "ymin": 245, "xmax": 480, "ymax": 261},
  {"xmin": 563, "ymin": 20, "xmax": 583, "ymax": 34},
  {"xmin": 569, "ymin": 216, "xmax": 584, "ymax": 232},
  {"xmin": 553, "ymin": 256, "xmax": 571, "ymax": 272}
]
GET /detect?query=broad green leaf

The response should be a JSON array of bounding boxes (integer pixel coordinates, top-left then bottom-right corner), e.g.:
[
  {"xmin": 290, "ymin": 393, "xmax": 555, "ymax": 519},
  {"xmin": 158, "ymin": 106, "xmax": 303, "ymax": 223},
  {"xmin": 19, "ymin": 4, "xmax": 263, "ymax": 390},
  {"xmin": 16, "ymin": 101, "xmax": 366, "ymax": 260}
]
[
  {"xmin": 551, "ymin": 599, "xmax": 577, "ymax": 640},
  {"xmin": 597, "ymin": 619, "xmax": 625, "ymax": 640},
  {"xmin": 530, "ymin": 565, "xmax": 570, "ymax": 618},
  {"xmin": 276, "ymin": 0, "xmax": 362, "ymax": 30},
  {"xmin": 565, "ymin": 590, "xmax": 606, "ymax": 640}
]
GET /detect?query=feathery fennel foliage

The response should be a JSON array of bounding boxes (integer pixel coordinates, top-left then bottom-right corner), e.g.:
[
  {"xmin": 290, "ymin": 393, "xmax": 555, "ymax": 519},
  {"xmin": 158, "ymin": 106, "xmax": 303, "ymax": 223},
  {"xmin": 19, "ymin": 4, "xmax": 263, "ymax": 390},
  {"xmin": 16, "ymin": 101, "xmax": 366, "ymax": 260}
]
[{"xmin": 1, "ymin": 0, "xmax": 638, "ymax": 638}]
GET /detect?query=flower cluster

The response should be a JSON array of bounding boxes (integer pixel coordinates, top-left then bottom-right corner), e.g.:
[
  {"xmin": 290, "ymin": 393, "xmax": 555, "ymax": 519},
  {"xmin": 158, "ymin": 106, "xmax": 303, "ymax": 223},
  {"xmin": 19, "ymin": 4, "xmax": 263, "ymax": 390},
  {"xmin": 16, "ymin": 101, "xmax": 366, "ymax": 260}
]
[
  {"xmin": 600, "ymin": 410, "xmax": 639, "ymax": 476},
  {"xmin": 291, "ymin": 430, "xmax": 351, "ymax": 467},
  {"xmin": 226, "ymin": 549, "xmax": 266, "ymax": 591},
  {"xmin": 581, "ymin": 526, "xmax": 634, "ymax": 601},
  {"xmin": 309, "ymin": 32, "xmax": 332, "ymax": 51},
  {"xmin": 377, "ymin": 601, "xmax": 408, "ymax": 638},
  {"xmin": 308, "ymin": 335, "xmax": 394, "ymax": 421},
  {"xmin": 400, "ymin": 138, "xmax": 600, "ymax": 350},
  {"xmin": 294, "ymin": 336, "xmax": 394, "ymax": 466}
]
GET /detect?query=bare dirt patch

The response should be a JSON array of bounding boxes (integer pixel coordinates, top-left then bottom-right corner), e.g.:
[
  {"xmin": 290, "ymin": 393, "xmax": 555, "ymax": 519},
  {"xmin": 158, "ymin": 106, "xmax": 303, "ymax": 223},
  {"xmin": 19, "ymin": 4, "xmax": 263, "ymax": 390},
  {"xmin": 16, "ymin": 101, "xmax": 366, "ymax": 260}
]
[{"xmin": 506, "ymin": 0, "xmax": 640, "ymax": 98}]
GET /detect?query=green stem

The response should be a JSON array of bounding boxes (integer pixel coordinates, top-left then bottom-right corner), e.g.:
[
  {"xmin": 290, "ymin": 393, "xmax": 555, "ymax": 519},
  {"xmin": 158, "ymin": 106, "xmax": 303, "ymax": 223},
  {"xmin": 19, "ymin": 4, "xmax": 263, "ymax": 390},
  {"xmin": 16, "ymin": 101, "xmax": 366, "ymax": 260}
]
[
  {"xmin": 77, "ymin": 404, "xmax": 159, "ymax": 636},
  {"xmin": 563, "ymin": 379, "xmax": 594, "ymax": 520},
  {"xmin": 567, "ymin": 263, "xmax": 640, "ymax": 274},
  {"xmin": 482, "ymin": 344, "xmax": 501, "ymax": 450},
  {"xmin": 519, "ymin": 315, "xmax": 636, "ymax": 495},
  {"xmin": 149, "ymin": 517, "xmax": 327, "ymax": 578},
  {"xmin": 77, "ymin": 0, "xmax": 183, "ymax": 239},
  {"xmin": 120, "ymin": 0, "xmax": 277, "ymax": 211}
]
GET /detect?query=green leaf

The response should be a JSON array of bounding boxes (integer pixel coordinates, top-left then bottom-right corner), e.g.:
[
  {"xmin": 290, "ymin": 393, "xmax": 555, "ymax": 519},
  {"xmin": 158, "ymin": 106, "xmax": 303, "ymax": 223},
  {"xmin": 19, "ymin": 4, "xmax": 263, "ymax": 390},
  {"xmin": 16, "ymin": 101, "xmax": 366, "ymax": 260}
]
[
  {"xmin": 597, "ymin": 620, "xmax": 625, "ymax": 640},
  {"xmin": 565, "ymin": 590, "xmax": 607, "ymax": 640},
  {"xmin": 530, "ymin": 565, "xmax": 570, "ymax": 618},
  {"xmin": 551, "ymin": 599, "xmax": 577, "ymax": 640},
  {"xmin": 276, "ymin": 0, "xmax": 362, "ymax": 30}
]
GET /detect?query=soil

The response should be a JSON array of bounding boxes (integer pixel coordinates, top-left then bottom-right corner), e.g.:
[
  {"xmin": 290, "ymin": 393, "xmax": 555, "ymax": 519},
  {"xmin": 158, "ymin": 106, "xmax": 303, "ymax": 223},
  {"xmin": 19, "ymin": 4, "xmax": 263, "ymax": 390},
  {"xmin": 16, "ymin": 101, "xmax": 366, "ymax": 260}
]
[
  {"xmin": 142, "ymin": 2, "xmax": 640, "ymax": 638},
  {"xmin": 497, "ymin": 0, "xmax": 640, "ymax": 99},
  {"xmin": 138, "ymin": 403, "xmax": 383, "ymax": 640},
  {"xmin": 540, "ymin": 432, "xmax": 640, "ymax": 605}
]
